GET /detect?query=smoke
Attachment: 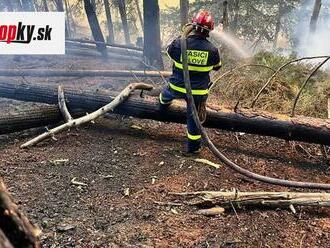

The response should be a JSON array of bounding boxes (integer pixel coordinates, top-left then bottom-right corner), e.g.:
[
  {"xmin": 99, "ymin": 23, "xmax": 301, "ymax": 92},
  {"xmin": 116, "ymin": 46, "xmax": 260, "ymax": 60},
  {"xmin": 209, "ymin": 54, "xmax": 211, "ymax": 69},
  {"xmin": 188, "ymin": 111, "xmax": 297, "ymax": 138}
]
[
  {"xmin": 294, "ymin": 0, "xmax": 330, "ymax": 59},
  {"xmin": 210, "ymin": 26, "xmax": 252, "ymax": 59}
]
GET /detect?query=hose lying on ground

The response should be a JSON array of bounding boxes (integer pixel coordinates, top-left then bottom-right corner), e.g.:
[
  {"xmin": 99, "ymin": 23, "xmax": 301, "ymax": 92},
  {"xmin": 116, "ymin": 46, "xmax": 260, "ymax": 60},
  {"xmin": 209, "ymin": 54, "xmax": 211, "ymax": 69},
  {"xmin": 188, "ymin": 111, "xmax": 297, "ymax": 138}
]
[{"xmin": 180, "ymin": 25, "xmax": 330, "ymax": 190}]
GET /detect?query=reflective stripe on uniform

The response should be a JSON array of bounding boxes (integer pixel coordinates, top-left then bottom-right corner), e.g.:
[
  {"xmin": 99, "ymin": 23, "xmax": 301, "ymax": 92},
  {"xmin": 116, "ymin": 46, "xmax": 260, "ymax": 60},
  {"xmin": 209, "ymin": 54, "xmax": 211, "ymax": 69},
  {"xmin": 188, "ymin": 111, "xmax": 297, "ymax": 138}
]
[
  {"xmin": 159, "ymin": 93, "xmax": 171, "ymax": 105},
  {"xmin": 169, "ymin": 83, "xmax": 208, "ymax": 95},
  {"xmin": 187, "ymin": 132, "xmax": 202, "ymax": 140},
  {"xmin": 159, "ymin": 93, "xmax": 165, "ymax": 104},
  {"xmin": 173, "ymin": 60, "xmax": 214, "ymax": 72},
  {"xmin": 214, "ymin": 60, "xmax": 222, "ymax": 68}
]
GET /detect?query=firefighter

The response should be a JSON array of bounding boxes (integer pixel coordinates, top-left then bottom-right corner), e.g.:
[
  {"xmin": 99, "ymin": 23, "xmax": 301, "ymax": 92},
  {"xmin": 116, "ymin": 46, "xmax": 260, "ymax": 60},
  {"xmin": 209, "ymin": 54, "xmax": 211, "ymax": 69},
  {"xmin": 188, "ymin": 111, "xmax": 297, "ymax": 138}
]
[{"xmin": 159, "ymin": 10, "xmax": 222, "ymax": 154}]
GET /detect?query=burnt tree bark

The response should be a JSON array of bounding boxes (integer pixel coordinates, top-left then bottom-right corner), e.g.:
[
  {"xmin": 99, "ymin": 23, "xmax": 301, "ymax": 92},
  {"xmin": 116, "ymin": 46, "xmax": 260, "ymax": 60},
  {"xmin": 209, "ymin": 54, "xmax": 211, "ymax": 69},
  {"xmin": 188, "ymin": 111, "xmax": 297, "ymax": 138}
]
[
  {"xmin": 310, "ymin": 0, "xmax": 322, "ymax": 34},
  {"xmin": 104, "ymin": 0, "xmax": 115, "ymax": 44},
  {"xmin": 180, "ymin": 0, "xmax": 189, "ymax": 28},
  {"xmin": 0, "ymin": 82, "xmax": 329, "ymax": 145},
  {"xmin": 83, "ymin": 0, "xmax": 108, "ymax": 58},
  {"xmin": 117, "ymin": 0, "xmax": 131, "ymax": 44},
  {"xmin": 143, "ymin": 0, "xmax": 164, "ymax": 69}
]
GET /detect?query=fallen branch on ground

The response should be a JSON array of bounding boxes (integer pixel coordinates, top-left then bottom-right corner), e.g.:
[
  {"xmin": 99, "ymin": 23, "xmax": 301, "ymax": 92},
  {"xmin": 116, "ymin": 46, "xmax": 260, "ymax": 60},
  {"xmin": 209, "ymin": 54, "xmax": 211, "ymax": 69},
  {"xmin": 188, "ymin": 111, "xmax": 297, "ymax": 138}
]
[
  {"xmin": 20, "ymin": 83, "xmax": 153, "ymax": 148},
  {"xmin": 0, "ymin": 180, "xmax": 40, "ymax": 247},
  {"xmin": 170, "ymin": 190, "xmax": 330, "ymax": 209}
]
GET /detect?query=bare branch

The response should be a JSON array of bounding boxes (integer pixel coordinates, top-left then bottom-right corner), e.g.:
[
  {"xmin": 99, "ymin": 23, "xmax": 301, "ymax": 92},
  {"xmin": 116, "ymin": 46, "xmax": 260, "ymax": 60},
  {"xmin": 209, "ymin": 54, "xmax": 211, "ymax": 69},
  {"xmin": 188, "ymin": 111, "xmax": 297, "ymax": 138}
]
[
  {"xmin": 251, "ymin": 55, "xmax": 330, "ymax": 108},
  {"xmin": 21, "ymin": 83, "xmax": 153, "ymax": 148}
]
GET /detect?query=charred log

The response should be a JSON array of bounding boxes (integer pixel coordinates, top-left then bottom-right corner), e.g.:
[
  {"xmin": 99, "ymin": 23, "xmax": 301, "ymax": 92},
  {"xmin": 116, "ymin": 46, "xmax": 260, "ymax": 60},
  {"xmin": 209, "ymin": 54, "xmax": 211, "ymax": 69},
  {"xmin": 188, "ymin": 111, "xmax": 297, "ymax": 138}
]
[
  {"xmin": 0, "ymin": 180, "xmax": 40, "ymax": 247},
  {"xmin": 0, "ymin": 82, "xmax": 329, "ymax": 145},
  {"xmin": 0, "ymin": 69, "xmax": 171, "ymax": 78},
  {"xmin": 66, "ymin": 38, "xmax": 143, "ymax": 51},
  {"xmin": 65, "ymin": 40, "xmax": 143, "ymax": 57}
]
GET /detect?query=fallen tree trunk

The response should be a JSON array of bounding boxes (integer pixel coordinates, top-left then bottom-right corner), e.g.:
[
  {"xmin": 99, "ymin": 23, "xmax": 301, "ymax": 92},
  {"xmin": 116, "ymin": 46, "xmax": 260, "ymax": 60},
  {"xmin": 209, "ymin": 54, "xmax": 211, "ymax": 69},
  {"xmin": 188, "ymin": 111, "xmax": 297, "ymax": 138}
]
[
  {"xmin": 0, "ymin": 106, "xmax": 86, "ymax": 135},
  {"xmin": 65, "ymin": 47, "xmax": 142, "ymax": 62},
  {"xmin": 0, "ymin": 82, "xmax": 329, "ymax": 145},
  {"xmin": 66, "ymin": 40, "xmax": 143, "ymax": 57},
  {"xmin": 170, "ymin": 190, "xmax": 330, "ymax": 208},
  {"xmin": 66, "ymin": 38, "xmax": 143, "ymax": 51},
  {"xmin": 0, "ymin": 69, "xmax": 171, "ymax": 78},
  {"xmin": 0, "ymin": 180, "xmax": 40, "ymax": 247}
]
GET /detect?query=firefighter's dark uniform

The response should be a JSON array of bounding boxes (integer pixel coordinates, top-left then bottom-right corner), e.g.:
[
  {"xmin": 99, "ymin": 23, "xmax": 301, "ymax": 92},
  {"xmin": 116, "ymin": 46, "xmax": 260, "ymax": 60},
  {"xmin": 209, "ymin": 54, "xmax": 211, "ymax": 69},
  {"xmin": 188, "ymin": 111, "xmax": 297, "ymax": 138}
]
[{"xmin": 159, "ymin": 34, "xmax": 221, "ymax": 153}]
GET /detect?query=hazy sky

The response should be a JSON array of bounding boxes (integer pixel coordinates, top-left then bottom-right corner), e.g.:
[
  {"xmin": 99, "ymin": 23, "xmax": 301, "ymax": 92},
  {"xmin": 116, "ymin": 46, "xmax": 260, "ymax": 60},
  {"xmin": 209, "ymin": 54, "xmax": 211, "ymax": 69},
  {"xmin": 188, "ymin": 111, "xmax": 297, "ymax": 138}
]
[{"xmin": 159, "ymin": 0, "xmax": 179, "ymax": 9}]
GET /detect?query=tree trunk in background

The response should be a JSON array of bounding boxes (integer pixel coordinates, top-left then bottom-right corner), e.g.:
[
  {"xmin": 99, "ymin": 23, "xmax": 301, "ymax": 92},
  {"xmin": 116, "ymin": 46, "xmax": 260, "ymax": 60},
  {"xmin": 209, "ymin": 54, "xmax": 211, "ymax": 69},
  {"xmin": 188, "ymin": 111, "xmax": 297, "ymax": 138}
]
[
  {"xmin": 21, "ymin": 0, "xmax": 35, "ymax": 11},
  {"xmin": 135, "ymin": 0, "xmax": 144, "ymax": 31},
  {"xmin": 222, "ymin": 0, "xmax": 229, "ymax": 31},
  {"xmin": 104, "ymin": 0, "xmax": 115, "ymax": 44},
  {"xmin": 273, "ymin": 3, "xmax": 283, "ymax": 49},
  {"xmin": 42, "ymin": 0, "xmax": 49, "ymax": 11},
  {"xmin": 67, "ymin": 0, "xmax": 77, "ymax": 35},
  {"xmin": 15, "ymin": 0, "xmax": 23, "ymax": 11},
  {"xmin": 83, "ymin": 0, "xmax": 108, "ymax": 58},
  {"xmin": 117, "ymin": 0, "xmax": 131, "ymax": 44},
  {"xmin": 64, "ymin": 0, "xmax": 73, "ymax": 37},
  {"xmin": 310, "ymin": 0, "xmax": 322, "ymax": 34},
  {"xmin": 231, "ymin": 0, "xmax": 240, "ymax": 33},
  {"xmin": 180, "ymin": 0, "xmax": 189, "ymax": 28},
  {"xmin": 4, "ymin": 0, "xmax": 14, "ymax": 11},
  {"xmin": 54, "ymin": 0, "xmax": 70, "ymax": 37},
  {"xmin": 90, "ymin": 0, "xmax": 96, "ymax": 10},
  {"xmin": 143, "ymin": 0, "xmax": 164, "ymax": 69}
]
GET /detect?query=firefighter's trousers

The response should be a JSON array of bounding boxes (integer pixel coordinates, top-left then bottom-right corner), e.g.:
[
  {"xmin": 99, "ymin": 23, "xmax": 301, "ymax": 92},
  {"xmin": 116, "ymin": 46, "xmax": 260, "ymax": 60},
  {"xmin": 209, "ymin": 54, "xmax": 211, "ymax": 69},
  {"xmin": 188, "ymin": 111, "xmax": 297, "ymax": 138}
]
[{"xmin": 159, "ymin": 85, "xmax": 207, "ymax": 153}]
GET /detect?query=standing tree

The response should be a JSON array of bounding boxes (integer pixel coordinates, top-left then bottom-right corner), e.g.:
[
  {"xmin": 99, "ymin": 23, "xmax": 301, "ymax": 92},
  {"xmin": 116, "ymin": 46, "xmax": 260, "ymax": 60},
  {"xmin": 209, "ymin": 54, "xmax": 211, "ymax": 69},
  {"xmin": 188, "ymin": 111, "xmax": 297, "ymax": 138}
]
[
  {"xmin": 222, "ymin": 0, "xmax": 229, "ymax": 31},
  {"xmin": 3, "ymin": 0, "xmax": 14, "ymax": 11},
  {"xmin": 83, "ymin": 0, "xmax": 108, "ymax": 58},
  {"xmin": 42, "ymin": 0, "xmax": 49, "ymax": 11},
  {"xmin": 180, "ymin": 0, "xmax": 189, "ymax": 28},
  {"xmin": 230, "ymin": 0, "xmax": 240, "ymax": 33},
  {"xmin": 21, "ymin": 0, "xmax": 35, "ymax": 11},
  {"xmin": 135, "ymin": 0, "xmax": 144, "ymax": 31},
  {"xmin": 104, "ymin": 0, "xmax": 115, "ymax": 44},
  {"xmin": 143, "ymin": 0, "xmax": 163, "ymax": 69},
  {"xmin": 273, "ymin": 2, "xmax": 284, "ymax": 49},
  {"xmin": 117, "ymin": 0, "xmax": 131, "ymax": 44},
  {"xmin": 15, "ymin": 0, "xmax": 23, "ymax": 11},
  {"xmin": 310, "ymin": 0, "xmax": 322, "ymax": 34},
  {"xmin": 54, "ymin": 0, "xmax": 72, "ymax": 37}
]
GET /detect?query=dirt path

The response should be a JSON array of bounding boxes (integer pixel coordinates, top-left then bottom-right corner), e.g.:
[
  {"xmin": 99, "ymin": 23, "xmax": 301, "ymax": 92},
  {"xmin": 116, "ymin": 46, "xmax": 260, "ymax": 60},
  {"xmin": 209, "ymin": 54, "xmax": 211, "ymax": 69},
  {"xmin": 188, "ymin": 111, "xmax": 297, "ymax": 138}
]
[{"xmin": 1, "ymin": 116, "xmax": 330, "ymax": 247}]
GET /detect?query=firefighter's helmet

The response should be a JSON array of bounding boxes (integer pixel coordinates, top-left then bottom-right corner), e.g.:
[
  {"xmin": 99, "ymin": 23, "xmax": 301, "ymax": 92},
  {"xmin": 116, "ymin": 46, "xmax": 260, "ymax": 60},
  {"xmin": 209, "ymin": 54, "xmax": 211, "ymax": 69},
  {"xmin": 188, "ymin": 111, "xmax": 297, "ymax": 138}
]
[{"xmin": 192, "ymin": 10, "xmax": 215, "ymax": 33}]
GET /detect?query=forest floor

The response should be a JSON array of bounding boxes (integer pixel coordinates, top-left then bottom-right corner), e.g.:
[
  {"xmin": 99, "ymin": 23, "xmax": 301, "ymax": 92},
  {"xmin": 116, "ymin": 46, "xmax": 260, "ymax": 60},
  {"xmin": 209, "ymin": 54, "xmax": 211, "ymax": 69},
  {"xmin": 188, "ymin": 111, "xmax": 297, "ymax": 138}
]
[{"xmin": 0, "ymin": 54, "xmax": 330, "ymax": 247}]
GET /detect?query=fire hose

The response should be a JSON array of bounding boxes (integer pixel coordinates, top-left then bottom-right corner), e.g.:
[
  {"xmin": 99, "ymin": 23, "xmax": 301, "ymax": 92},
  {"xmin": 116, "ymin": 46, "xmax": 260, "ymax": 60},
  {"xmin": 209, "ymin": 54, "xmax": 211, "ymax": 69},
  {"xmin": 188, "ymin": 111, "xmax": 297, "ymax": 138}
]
[{"xmin": 181, "ymin": 24, "xmax": 330, "ymax": 190}]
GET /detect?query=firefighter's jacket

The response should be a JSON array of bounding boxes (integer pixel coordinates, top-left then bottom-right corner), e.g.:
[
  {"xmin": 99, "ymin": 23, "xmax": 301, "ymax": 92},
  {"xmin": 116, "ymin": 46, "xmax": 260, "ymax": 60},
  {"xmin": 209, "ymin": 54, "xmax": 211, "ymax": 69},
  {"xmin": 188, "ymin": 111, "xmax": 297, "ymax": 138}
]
[{"xmin": 166, "ymin": 34, "xmax": 221, "ymax": 95}]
